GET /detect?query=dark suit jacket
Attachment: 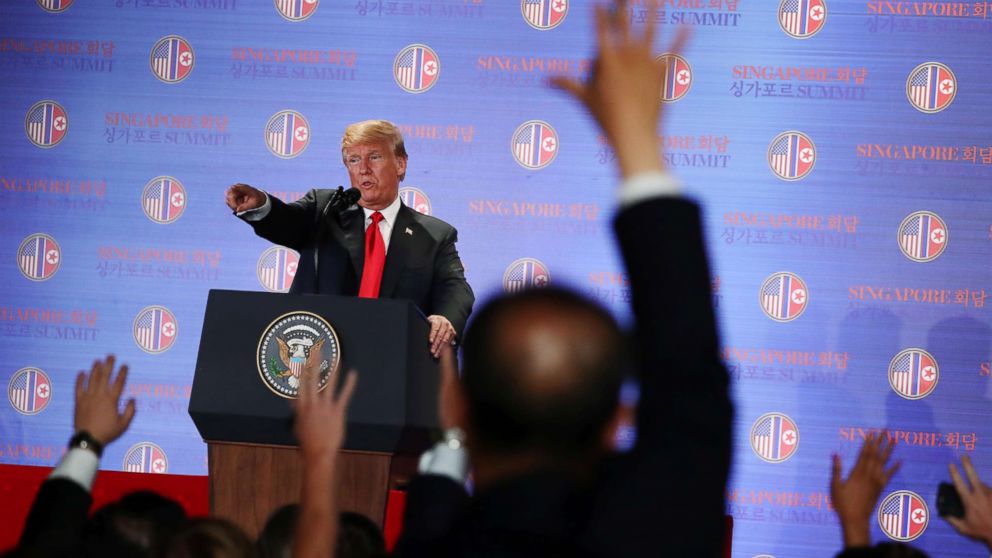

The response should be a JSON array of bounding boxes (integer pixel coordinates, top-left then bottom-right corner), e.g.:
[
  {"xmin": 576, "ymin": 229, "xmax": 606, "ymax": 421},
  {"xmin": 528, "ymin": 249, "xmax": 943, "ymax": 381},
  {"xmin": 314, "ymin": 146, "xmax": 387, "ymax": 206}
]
[
  {"xmin": 17, "ymin": 479, "xmax": 92, "ymax": 557},
  {"xmin": 247, "ymin": 189, "xmax": 475, "ymax": 337},
  {"xmin": 392, "ymin": 197, "xmax": 733, "ymax": 558}
]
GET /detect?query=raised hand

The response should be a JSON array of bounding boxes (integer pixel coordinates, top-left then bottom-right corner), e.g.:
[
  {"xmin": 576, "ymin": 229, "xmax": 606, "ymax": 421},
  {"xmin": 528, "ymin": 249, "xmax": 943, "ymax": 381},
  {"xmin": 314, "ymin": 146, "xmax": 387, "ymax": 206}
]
[
  {"xmin": 947, "ymin": 455, "xmax": 992, "ymax": 551},
  {"xmin": 830, "ymin": 432, "xmax": 901, "ymax": 547},
  {"xmin": 74, "ymin": 355, "xmax": 137, "ymax": 446}
]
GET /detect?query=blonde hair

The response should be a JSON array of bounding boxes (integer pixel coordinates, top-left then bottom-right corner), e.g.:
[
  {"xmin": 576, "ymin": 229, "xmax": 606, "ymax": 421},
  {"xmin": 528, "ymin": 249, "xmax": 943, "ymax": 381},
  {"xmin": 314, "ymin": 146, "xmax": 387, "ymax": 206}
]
[{"xmin": 342, "ymin": 118, "xmax": 407, "ymax": 157}]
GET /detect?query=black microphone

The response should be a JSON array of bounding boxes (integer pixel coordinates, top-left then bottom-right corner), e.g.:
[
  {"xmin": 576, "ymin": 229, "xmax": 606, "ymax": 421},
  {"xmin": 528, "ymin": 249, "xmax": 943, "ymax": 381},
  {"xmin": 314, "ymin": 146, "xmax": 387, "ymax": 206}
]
[{"xmin": 320, "ymin": 186, "xmax": 361, "ymax": 219}]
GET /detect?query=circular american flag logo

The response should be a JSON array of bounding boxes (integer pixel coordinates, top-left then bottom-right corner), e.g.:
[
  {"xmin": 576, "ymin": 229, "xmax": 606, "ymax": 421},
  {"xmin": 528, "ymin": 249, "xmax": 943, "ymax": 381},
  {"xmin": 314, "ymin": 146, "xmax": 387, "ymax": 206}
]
[
  {"xmin": 17, "ymin": 233, "xmax": 61, "ymax": 282},
  {"xmin": 141, "ymin": 176, "xmax": 186, "ymax": 224},
  {"xmin": 133, "ymin": 306, "xmax": 178, "ymax": 354},
  {"xmin": 888, "ymin": 348, "xmax": 938, "ymax": 400},
  {"xmin": 897, "ymin": 211, "xmax": 947, "ymax": 262},
  {"xmin": 503, "ymin": 258, "xmax": 550, "ymax": 293},
  {"xmin": 36, "ymin": 0, "xmax": 73, "ymax": 13},
  {"xmin": 265, "ymin": 110, "xmax": 310, "ymax": 159},
  {"xmin": 878, "ymin": 490, "xmax": 928, "ymax": 541},
  {"xmin": 149, "ymin": 36, "xmax": 194, "ymax": 84},
  {"xmin": 749, "ymin": 412, "xmax": 799, "ymax": 463},
  {"xmin": 7, "ymin": 367, "xmax": 52, "ymax": 415},
  {"xmin": 657, "ymin": 53, "xmax": 692, "ymax": 103},
  {"xmin": 759, "ymin": 272, "xmax": 808, "ymax": 322},
  {"xmin": 906, "ymin": 62, "xmax": 956, "ymax": 114},
  {"xmin": 521, "ymin": 0, "xmax": 567, "ymax": 30},
  {"xmin": 274, "ymin": 0, "xmax": 318, "ymax": 21},
  {"xmin": 25, "ymin": 100, "xmax": 68, "ymax": 148},
  {"xmin": 778, "ymin": 0, "xmax": 826, "ymax": 39},
  {"xmin": 123, "ymin": 442, "xmax": 169, "ymax": 474},
  {"xmin": 511, "ymin": 120, "xmax": 558, "ymax": 170},
  {"xmin": 767, "ymin": 131, "xmax": 816, "ymax": 181},
  {"xmin": 393, "ymin": 44, "xmax": 440, "ymax": 94},
  {"xmin": 399, "ymin": 187, "xmax": 432, "ymax": 216},
  {"xmin": 257, "ymin": 246, "xmax": 300, "ymax": 293}
]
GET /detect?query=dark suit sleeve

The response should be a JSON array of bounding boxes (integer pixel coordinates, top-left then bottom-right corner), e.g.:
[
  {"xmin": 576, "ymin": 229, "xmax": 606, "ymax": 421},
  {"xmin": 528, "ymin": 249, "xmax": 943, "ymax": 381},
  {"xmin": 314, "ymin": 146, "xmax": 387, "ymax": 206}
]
[
  {"xmin": 244, "ymin": 189, "xmax": 320, "ymax": 250},
  {"xmin": 430, "ymin": 226, "xmax": 474, "ymax": 339},
  {"xmin": 584, "ymin": 197, "xmax": 732, "ymax": 557},
  {"xmin": 18, "ymin": 478, "xmax": 92, "ymax": 557},
  {"xmin": 390, "ymin": 475, "xmax": 469, "ymax": 558}
]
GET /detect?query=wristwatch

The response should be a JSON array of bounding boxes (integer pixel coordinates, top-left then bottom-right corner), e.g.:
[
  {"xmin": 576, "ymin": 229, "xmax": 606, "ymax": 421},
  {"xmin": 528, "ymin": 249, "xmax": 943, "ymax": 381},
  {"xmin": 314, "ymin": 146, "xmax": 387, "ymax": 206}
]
[{"xmin": 68, "ymin": 431, "xmax": 104, "ymax": 458}]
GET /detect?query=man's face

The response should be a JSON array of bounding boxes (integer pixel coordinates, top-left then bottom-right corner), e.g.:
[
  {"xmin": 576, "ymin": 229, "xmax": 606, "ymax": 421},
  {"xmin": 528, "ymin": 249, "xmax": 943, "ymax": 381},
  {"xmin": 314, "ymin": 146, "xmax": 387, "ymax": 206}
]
[{"xmin": 343, "ymin": 142, "xmax": 406, "ymax": 211}]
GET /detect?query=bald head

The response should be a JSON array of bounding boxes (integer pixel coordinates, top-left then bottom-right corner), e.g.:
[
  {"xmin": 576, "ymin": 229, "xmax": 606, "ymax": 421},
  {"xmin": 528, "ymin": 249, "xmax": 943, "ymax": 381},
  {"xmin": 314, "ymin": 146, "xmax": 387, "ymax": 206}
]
[{"xmin": 461, "ymin": 288, "xmax": 625, "ymax": 460}]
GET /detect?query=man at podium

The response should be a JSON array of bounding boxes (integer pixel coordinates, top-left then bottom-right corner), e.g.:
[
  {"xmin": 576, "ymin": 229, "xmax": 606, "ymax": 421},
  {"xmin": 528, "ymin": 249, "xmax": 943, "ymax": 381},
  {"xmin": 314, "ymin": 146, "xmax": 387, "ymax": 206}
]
[{"xmin": 225, "ymin": 120, "xmax": 474, "ymax": 356}]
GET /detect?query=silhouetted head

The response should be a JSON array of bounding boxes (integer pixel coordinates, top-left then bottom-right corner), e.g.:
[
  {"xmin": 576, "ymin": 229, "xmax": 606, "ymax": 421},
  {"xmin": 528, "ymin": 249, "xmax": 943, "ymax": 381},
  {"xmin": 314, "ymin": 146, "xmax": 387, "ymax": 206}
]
[
  {"xmin": 85, "ymin": 490, "xmax": 187, "ymax": 558},
  {"xmin": 255, "ymin": 504, "xmax": 299, "ymax": 558},
  {"xmin": 460, "ymin": 287, "xmax": 625, "ymax": 470},
  {"xmin": 165, "ymin": 517, "xmax": 255, "ymax": 558},
  {"xmin": 336, "ymin": 512, "xmax": 385, "ymax": 558}
]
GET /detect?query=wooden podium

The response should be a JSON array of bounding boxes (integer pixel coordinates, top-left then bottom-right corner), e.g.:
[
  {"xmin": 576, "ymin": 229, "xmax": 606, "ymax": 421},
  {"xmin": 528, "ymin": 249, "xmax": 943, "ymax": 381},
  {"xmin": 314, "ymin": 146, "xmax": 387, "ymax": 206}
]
[{"xmin": 189, "ymin": 290, "xmax": 438, "ymax": 537}]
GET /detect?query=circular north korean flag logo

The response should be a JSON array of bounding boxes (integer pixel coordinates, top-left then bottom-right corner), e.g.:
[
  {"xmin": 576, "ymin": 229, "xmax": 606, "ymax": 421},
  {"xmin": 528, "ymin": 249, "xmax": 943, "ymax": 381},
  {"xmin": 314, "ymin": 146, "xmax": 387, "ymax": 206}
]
[
  {"xmin": 906, "ymin": 62, "xmax": 956, "ymax": 114},
  {"xmin": 36, "ymin": 0, "xmax": 73, "ymax": 13},
  {"xmin": 265, "ymin": 110, "xmax": 310, "ymax": 158},
  {"xmin": 17, "ymin": 233, "xmax": 61, "ymax": 281},
  {"xmin": 150, "ymin": 36, "xmax": 194, "ymax": 83},
  {"xmin": 25, "ymin": 101, "xmax": 68, "ymax": 148},
  {"xmin": 759, "ymin": 272, "xmax": 808, "ymax": 322},
  {"xmin": 393, "ymin": 44, "xmax": 440, "ymax": 94},
  {"xmin": 657, "ymin": 53, "xmax": 692, "ymax": 103},
  {"xmin": 897, "ymin": 211, "xmax": 947, "ymax": 262},
  {"xmin": 8, "ymin": 367, "xmax": 52, "ymax": 415},
  {"xmin": 399, "ymin": 187, "xmax": 432, "ymax": 216},
  {"xmin": 133, "ymin": 306, "xmax": 178, "ymax": 354},
  {"xmin": 767, "ymin": 131, "xmax": 816, "ymax": 181},
  {"xmin": 123, "ymin": 442, "xmax": 169, "ymax": 474},
  {"xmin": 257, "ymin": 246, "xmax": 299, "ymax": 293},
  {"xmin": 878, "ymin": 491, "xmax": 928, "ymax": 541},
  {"xmin": 503, "ymin": 258, "xmax": 550, "ymax": 293},
  {"xmin": 511, "ymin": 120, "xmax": 558, "ymax": 170},
  {"xmin": 142, "ymin": 176, "xmax": 186, "ymax": 224},
  {"xmin": 274, "ymin": 0, "xmax": 318, "ymax": 21},
  {"xmin": 749, "ymin": 412, "xmax": 799, "ymax": 463},
  {"xmin": 521, "ymin": 0, "xmax": 568, "ymax": 30},
  {"xmin": 778, "ymin": 0, "xmax": 826, "ymax": 38},
  {"xmin": 888, "ymin": 348, "xmax": 939, "ymax": 400}
]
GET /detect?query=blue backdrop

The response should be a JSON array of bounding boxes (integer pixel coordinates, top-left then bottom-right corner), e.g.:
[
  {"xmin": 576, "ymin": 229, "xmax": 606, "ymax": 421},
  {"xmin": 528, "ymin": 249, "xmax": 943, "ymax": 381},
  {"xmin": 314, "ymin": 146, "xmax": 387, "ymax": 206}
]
[{"xmin": 2, "ymin": 1, "xmax": 990, "ymax": 556}]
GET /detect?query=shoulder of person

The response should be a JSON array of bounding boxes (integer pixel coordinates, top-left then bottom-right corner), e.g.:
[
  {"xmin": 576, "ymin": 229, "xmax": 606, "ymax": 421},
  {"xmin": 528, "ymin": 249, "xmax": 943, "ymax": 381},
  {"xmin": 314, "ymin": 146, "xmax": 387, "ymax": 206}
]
[{"xmin": 402, "ymin": 205, "xmax": 456, "ymax": 236}]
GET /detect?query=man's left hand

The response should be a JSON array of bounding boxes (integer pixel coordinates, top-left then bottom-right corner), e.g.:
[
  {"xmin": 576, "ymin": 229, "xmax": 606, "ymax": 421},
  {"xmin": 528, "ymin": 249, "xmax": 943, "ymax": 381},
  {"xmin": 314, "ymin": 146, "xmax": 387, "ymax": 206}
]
[{"xmin": 427, "ymin": 315, "xmax": 456, "ymax": 358}]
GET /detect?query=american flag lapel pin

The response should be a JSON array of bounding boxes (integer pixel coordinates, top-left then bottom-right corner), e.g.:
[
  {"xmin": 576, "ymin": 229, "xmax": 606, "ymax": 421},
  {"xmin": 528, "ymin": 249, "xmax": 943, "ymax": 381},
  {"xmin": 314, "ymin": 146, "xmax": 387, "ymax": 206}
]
[{"xmin": 405, "ymin": 227, "xmax": 413, "ymax": 236}]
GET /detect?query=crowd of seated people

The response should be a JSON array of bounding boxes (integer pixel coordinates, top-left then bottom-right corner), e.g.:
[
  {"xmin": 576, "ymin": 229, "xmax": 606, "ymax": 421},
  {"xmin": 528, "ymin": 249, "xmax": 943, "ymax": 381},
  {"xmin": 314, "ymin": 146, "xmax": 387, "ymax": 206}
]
[{"xmin": 7, "ymin": 2, "xmax": 992, "ymax": 558}]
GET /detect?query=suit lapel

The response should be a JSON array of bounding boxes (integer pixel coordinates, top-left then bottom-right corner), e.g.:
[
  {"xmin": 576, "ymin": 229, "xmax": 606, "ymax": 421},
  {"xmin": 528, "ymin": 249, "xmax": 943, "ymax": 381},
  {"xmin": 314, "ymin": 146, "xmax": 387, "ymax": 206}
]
[
  {"xmin": 379, "ymin": 205, "xmax": 415, "ymax": 298},
  {"xmin": 335, "ymin": 206, "xmax": 365, "ymax": 282}
]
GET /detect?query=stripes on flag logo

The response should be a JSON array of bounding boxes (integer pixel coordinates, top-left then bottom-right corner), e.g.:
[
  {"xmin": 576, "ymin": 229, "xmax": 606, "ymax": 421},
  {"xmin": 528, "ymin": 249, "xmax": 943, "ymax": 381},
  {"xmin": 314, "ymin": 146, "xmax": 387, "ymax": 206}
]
[
  {"xmin": 141, "ymin": 176, "xmax": 187, "ymax": 224},
  {"xmin": 767, "ymin": 130, "xmax": 816, "ymax": 181},
  {"xmin": 35, "ymin": 0, "xmax": 74, "ymax": 13},
  {"xmin": 511, "ymin": 120, "xmax": 559, "ymax": 170},
  {"xmin": 878, "ymin": 490, "xmax": 929, "ymax": 541},
  {"xmin": 778, "ymin": 0, "xmax": 827, "ymax": 39},
  {"xmin": 749, "ymin": 412, "xmax": 799, "ymax": 463},
  {"xmin": 7, "ymin": 367, "xmax": 52, "ymax": 416},
  {"xmin": 264, "ymin": 110, "xmax": 310, "ymax": 158},
  {"xmin": 657, "ymin": 53, "xmax": 692, "ymax": 103},
  {"xmin": 123, "ymin": 442, "xmax": 169, "ymax": 474},
  {"xmin": 257, "ymin": 246, "xmax": 300, "ymax": 293},
  {"xmin": 393, "ymin": 44, "xmax": 440, "ymax": 94},
  {"xmin": 503, "ymin": 258, "xmax": 550, "ymax": 293},
  {"xmin": 521, "ymin": 0, "xmax": 568, "ymax": 30},
  {"xmin": 906, "ymin": 62, "xmax": 956, "ymax": 114},
  {"xmin": 133, "ymin": 306, "xmax": 178, "ymax": 354},
  {"xmin": 888, "ymin": 348, "xmax": 939, "ymax": 400},
  {"xmin": 399, "ymin": 187, "xmax": 432, "ymax": 216},
  {"xmin": 17, "ymin": 233, "xmax": 61, "ymax": 282},
  {"xmin": 24, "ymin": 100, "xmax": 68, "ymax": 148},
  {"xmin": 149, "ymin": 35, "xmax": 194, "ymax": 83},
  {"xmin": 274, "ymin": 0, "xmax": 318, "ymax": 21},
  {"xmin": 897, "ymin": 211, "xmax": 947, "ymax": 262},
  {"xmin": 759, "ymin": 272, "xmax": 808, "ymax": 322}
]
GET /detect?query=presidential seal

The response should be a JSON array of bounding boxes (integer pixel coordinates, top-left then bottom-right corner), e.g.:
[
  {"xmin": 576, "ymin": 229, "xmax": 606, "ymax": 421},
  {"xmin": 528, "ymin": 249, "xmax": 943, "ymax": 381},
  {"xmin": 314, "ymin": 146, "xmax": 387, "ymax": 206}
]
[{"xmin": 257, "ymin": 311, "xmax": 340, "ymax": 398}]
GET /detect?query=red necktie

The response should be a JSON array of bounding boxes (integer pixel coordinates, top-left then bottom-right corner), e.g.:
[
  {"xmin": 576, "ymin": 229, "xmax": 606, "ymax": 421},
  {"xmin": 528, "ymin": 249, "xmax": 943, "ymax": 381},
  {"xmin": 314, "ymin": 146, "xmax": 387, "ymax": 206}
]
[{"xmin": 358, "ymin": 211, "xmax": 386, "ymax": 298}]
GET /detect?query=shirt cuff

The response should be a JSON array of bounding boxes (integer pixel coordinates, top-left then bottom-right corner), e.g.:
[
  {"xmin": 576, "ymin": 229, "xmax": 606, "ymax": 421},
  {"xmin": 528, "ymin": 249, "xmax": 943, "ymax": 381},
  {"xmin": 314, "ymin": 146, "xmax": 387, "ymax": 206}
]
[
  {"xmin": 418, "ymin": 441, "xmax": 469, "ymax": 483},
  {"xmin": 618, "ymin": 170, "xmax": 681, "ymax": 206},
  {"xmin": 237, "ymin": 193, "xmax": 271, "ymax": 221},
  {"xmin": 49, "ymin": 448, "xmax": 100, "ymax": 491}
]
